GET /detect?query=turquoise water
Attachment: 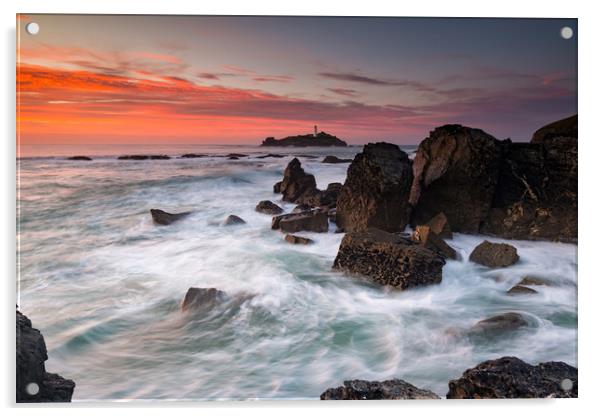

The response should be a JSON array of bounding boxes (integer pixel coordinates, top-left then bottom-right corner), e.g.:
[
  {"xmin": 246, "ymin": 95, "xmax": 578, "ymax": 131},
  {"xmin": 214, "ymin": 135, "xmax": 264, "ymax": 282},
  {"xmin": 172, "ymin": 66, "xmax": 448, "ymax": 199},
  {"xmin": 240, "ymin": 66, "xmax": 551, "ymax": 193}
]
[{"xmin": 17, "ymin": 145, "xmax": 577, "ymax": 400}]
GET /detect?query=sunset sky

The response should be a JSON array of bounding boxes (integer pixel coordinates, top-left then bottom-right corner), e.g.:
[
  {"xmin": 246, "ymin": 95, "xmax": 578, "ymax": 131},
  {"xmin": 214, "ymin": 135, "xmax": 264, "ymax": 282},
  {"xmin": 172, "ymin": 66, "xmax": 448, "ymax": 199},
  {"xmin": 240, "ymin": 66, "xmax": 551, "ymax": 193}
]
[{"xmin": 17, "ymin": 15, "xmax": 577, "ymax": 145}]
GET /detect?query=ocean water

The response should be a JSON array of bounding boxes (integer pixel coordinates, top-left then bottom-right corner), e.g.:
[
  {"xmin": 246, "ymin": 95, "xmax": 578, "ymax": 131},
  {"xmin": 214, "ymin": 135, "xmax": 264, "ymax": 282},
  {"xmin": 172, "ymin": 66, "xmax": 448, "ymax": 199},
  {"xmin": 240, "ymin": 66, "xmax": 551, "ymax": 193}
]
[{"xmin": 17, "ymin": 144, "xmax": 577, "ymax": 401}]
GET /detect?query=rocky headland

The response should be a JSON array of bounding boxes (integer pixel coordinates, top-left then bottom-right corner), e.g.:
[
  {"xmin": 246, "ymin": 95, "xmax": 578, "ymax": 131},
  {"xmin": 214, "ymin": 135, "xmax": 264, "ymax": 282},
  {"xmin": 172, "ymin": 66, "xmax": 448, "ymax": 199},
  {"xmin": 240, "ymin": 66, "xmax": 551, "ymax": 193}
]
[{"xmin": 261, "ymin": 131, "xmax": 347, "ymax": 147}]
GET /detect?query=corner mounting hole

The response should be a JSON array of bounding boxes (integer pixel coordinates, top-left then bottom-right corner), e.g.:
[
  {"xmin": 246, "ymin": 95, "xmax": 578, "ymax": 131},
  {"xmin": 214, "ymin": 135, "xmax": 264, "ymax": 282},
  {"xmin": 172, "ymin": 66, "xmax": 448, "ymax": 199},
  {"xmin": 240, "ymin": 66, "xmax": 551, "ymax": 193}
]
[
  {"xmin": 560, "ymin": 26, "xmax": 573, "ymax": 40},
  {"xmin": 26, "ymin": 382, "xmax": 39, "ymax": 395},
  {"xmin": 26, "ymin": 22, "xmax": 40, "ymax": 35},
  {"xmin": 560, "ymin": 378, "xmax": 573, "ymax": 391}
]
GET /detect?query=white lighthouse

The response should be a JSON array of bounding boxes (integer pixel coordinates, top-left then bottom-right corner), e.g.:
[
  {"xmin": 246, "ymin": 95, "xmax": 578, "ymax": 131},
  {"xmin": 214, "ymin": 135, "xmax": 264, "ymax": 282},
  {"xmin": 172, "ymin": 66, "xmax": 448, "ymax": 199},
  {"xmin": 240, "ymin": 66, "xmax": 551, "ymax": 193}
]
[{"xmin": 313, "ymin": 125, "xmax": 317, "ymax": 138}]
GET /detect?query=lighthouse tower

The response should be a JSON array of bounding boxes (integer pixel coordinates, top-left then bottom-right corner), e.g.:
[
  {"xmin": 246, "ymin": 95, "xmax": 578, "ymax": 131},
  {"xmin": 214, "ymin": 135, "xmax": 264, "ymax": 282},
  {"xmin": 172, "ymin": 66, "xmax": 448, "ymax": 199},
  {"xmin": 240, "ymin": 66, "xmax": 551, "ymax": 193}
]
[{"xmin": 313, "ymin": 125, "xmax": 317, "ymax": 138}]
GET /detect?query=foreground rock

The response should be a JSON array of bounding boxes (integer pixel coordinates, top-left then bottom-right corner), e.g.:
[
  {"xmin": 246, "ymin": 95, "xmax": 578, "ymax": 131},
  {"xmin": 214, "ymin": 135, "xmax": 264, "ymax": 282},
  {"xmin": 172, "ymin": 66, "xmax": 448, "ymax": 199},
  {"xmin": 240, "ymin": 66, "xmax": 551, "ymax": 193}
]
[
  {"xmin": 336, "ymin": 143, "xmax": 413, "ymax": 232},
  {"xmin": 223, "ymin": 215, "xmax": 246, "ymax": 225},
  {"xmin": 468, "ymin": 312, "xmax": 528, "ymax": 337},
  {"xmin": 333, "ymin": 228, "xmax": 445, "ymax": 290},
  {"xmin": 181, "ymin": 288, "xmax": 226, "ymax": 312},
  {"xmin": 150, "ymin": 209, "xmax": 191, "ymax": 225},
  {"xmin": 321, "ymin": 379, "xmax": 439, "ymax": 400},
  {"xmin": 412, "ymin": 225, "xmax": 457, "ymax": 259},
  {"xmin": 300, "ymin": 182, "xmax": 343, "ymax": 209},
  {"xmin": 255, "ymin": 200, "xmax": 283, "ymax": 215},
  {"xmin": 447, "ymin": 356, "xmax": 577, "ymax": 398},
  {"xmin": 261, "ymin": 131, "xmax": 347, "ymax": 147},
  {"xmin": 531, "ymin": 114, "xmax": 577, "ymax": 144},
  {"xmin": 481, "ymin": 121, "xmax": 577, "ymax": 242},
  {"xmin": 17, "ymin": 310, "xmax": 75, "ymax": 402},
  {"xmin": 322, "ymin": 155, "xmax": 352, "ymax": 164},
  {"xmin": 118, "ymin": 154, "xmax": 171, "ymax": 160},
  {"xmin": 67, "ymin": 156, "xmax": 92, "ymax": 161},
  {"xmin": 272, "ymin": 211, "xmax": 328, "ymax": 233},
  {"xmin": 410, "ymin": 125, "xmax": 502, "ymax": 233},
  {"xmin": 284, "ymin": 234, "xmax": 313, "ymax": 245},
  {"xmin": 278, "ymin": 158, "xmax": 318, "ymax": 203},
  {"xmin": 469, "ymin": 241, "xmax": 519, "ymax": 268}
]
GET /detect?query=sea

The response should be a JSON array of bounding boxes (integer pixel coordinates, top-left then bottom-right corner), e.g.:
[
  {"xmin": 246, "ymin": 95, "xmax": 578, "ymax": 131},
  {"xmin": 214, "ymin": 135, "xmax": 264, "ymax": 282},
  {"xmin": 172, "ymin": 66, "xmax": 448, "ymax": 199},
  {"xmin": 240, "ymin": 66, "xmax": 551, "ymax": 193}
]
[{"xmin": 16, "ymin": 143, "xmax": 577, "ymax": 400}]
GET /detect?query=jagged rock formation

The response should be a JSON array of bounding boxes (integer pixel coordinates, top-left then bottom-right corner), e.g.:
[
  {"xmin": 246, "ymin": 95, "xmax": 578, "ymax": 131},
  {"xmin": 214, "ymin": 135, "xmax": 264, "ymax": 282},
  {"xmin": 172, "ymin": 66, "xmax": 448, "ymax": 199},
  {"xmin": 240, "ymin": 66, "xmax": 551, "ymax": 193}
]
[
  {"xmin": 16, "ymin": 310, "xmax": 75, "ymax": 402},
  {"xmin": 447, "ymin": 356, "xmax": 577, "ymax": 398},
  {"xmin": 333, "ymin": 228, "xmax": 445, "ymax": 290},
  {"xmin": 336, "ymin": 143, "xmax": 413, "ymax": 233}
]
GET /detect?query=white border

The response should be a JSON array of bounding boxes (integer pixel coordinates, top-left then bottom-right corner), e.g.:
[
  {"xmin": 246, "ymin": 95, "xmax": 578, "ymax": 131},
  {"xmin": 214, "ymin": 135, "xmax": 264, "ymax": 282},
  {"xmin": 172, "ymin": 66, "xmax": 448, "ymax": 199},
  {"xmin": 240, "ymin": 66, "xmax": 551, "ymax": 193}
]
[{"xmin": 2, "ymin": 1, "xmax": 601, "ymax": 415}]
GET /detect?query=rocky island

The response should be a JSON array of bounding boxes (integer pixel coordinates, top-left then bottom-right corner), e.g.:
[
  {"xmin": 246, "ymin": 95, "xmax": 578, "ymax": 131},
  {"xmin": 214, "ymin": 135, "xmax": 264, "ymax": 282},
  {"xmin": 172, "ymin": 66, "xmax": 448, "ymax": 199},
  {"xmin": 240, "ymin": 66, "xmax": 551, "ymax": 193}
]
[{"xmin": 261, "ymin": 130, "xmax": 347, "ymax": 147}]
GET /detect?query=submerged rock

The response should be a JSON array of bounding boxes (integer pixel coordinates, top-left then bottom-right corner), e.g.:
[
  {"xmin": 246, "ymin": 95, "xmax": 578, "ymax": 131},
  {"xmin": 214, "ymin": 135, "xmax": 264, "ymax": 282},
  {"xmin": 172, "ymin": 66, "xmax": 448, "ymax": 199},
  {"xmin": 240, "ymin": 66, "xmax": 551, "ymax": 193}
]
[
  {"xmin": 320, "ymin": 379, "xmax": 440, "ymax": 400},
  {"xmin": 410, "ymin": 124, "xmax": 502, "ymax": 233},
  {"xmin": 507, "ymin": 285, "xmax": 538, "ymax": 295},
  {"xmin": 426, "ymin": 212, "xmax": 453, "ymax": 239},
  {"xmin": 181, "ymin": 288, "xmax": 226, "ymax": 312},
  {"xmin": 322, "ymin": 155, "xmax": 352, "ymax": 164},
  {"xmin": 336, "ymin": 142, "xmax": 413, "ymax": 233},
  {"xmin": 333, "ymin": 228, "xmax": 445, "ymax": 290},
  {"xmin": 255, "ymin": 200, "xmax": 284, "ymax": 215},
  {"xmin": 469, "ymin": 241, "xmax": 519, "ymax": 268},
  {"xmin": 180, "ymin": 153, "xmax": 207, "ymax": 158},
  {"xmin": 284, "ymin": 234, "xmax": 314, "ymax": 245},
  {"xmin": 150, "ymin": 209, "xmax": 191, "ymax": 225},
  {"xmin": 468, "ymin": 312, "xmax": 528, "ymax": 337},
  {"xmin": 118, "ymin": 155, "xmax": 171, "ymax": 160},
  {"xmin": 223, "ymin": 215, "xmax": 246, "ymax": 225},
  {"xmin": 517, "ymin": 276, "xmax": 550, "ymax": 286},
  {"xmin": 412, "ymin": 225, "xmax": 457, "ymax": 259},
  {"xmin": 278, "ymin": 158, "xmax": 318, "ymax": 203},
  {"xmin": 67, "ymin": 156, "xmax": 92, "ymax": 161},
  {"xmin": 272, "ymin": 211, "xmax": 328, "ymax": 233},
  {"xmin": 256, "ymin": 153, "xmax": 286, "ymax": 159},
  {"xmin": 17, "ymin": 310, "xmax": 75, "ymax": 402},
  {"xmin": 447, "ymin": 356, "xmax": 577, "ymax": 398}
]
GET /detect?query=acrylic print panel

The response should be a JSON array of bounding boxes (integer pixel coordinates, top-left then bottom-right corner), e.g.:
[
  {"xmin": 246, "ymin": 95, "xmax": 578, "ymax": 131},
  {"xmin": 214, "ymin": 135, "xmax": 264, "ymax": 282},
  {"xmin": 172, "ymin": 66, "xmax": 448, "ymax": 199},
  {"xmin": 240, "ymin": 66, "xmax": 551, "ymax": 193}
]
[{"xmin": 16, "ymin": 14, "xmax": 577, "ymax": 402}]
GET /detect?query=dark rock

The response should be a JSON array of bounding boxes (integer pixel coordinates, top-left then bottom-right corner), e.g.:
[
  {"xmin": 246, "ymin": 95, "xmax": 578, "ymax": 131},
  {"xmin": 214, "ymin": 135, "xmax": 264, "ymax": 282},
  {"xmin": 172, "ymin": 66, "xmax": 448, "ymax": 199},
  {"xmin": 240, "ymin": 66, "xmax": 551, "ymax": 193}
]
[
  {"xmin": 118, "ymin": 155, "xmax": 170, "ymax": 160},
  {"xmin": 67, "ymin": 156, "xmax": 92, "ymax": 161},
  {"xmin": 273, "ymin": 181, "xmax": 282, "ymax": 193},
  {"xmin": 228, "ymin": 156, "xmax": 239, "ymax": 160},
  {"xmin": 150, "ymin": 209, "xmax": 191, "ymax": 225},
  {"xmin": 469, "ymin": 240, "xmax": 519, "ymax": 268},
  {"xmin": 292, "ymin": 203, "xmax": 312, "ymax": 213},
  {"xmin": 447, "ymin": 356, "xmax": 577, "ymax": 398},
  {"xmin": 333, "ymin": 228, "xmax": 446, "ymax": 290},
  {"xmin": 272, "ymin": 211, "xmax": 328, "ymax": 233},
  {"xmin": 284, "ymin": 234, "xmax": 314, "ymax": 245},
  {"xmin": 468, "ymin": 312, "xmax": 528, "ymax": 337},
  {"xmin": 181, "ymin": 288, "xmax": 226, "ymax": 312},
  {"xmin": 507, "ymin": 285, "xmax": 538, "ymax": 295},
  {"xmin": 531, "ymin": 114, "xmax": 577, "ymax": 144},
  {"xmin": 261, "ymin": 131, "xmax": 347, "ymax": 147},
  {"xmin": 426, "ymin": 212, "xmax": 453, "ymax": 239},
  {"xmin": 412, "ymin": 225, "xmax": 457, "ymax": 259},
  {"xmin": 299, "ymin": 182, "xmax": 343, "ymax": 209},
  {"xmin": 336, "ymin": 143, "xmax": 413, "ymax": 233},
  {"xmin": 321, "ymin": 379, "xmax": 439, "ymax": 400},
  {"xmin": 480, "ymin": 130, "xmax": 577, "ymax": 243},
  {"xmin": 223, "ymin": 215, "xmax": 246, "ymax": 225},
  {"xmin": 278, "ymin": 158, "xmax": 318, "ymax": 203},
  {"xmin": 225, "ymin": 153, "xmax": 248, "ymax": 158},
  {"xmin": 256, "ymin": 153, "xmax": 286, "ymax": 159},
  {"xmin": 180, "ymin": 153, "xmax": 207, "ymax": 158},
  {"xmin": 410, "ymin": 125, "xmax": 502, "ymax": 233},
  {"xmin": 327, "ymin": 208, "xmax": 337, "ymax": 222},
  {"xmin": 17, "ymin": 310, "xmax": 75, "ymax": 402},
  {"xmin": 322, "ymin": 155, "xmax": 352, "ymax": 164},
  {"xmin": 255, "ymin": 200, "xmax": 284, "ymax": 215}
]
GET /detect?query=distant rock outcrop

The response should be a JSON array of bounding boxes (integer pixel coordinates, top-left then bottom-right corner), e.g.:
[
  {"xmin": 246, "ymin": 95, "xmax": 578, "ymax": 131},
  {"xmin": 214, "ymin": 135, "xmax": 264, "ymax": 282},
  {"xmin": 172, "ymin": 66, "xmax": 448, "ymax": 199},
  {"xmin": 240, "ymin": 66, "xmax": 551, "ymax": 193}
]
[
  {"xmin": 17, "ymin": 310, "xmax": 75, "ymax": 402},
  {"xmin": 447, "ymin": 356, "xmax": 577, "ymax": 398},
  {"xmin": 118, "ymin": 155, "xmax": 171, "ymax": 160},
  {"xmin": 67, "ymin": 156, "xmax": 92, "ymax": 161},
  {"xmin": 336, "ymin": 143, "xmax": 414, "ymax": 233},
  {"xmin": 469, "ymin": 241, "xmax": 519, "ymax": 268},
  {"xmin": 322, "ymin": 155, "xmax": 352, "ymax": 164},
  {"xmin": 321, "ymin": 379, "xmax": 439, "ymax": 400},
  {"xmin": 261, "ymin": 131, "xmax": 347, "ymax": 147},
  {"xmin": 150, "ymin": 209, "xmax": 191, "ymax": 225},
  {"xmin": 333, "ymin": 228, "xmax": 445, "ymax": 290},
  {"xmin": 410, "ymin": 125, "xmax": 502, "ymax": 233}
]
